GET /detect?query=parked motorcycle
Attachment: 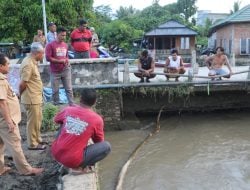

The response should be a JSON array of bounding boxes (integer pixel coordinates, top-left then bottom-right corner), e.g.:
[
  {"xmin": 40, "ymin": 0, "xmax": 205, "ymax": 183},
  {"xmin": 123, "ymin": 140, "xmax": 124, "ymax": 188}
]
[{"xmin": 68, "ymin": 45, "xmax": 112, "ymax": 59}]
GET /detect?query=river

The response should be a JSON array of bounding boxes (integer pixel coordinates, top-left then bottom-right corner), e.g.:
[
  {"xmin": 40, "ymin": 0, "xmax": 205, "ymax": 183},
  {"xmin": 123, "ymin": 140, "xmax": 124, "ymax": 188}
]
[{"xmin": 99, "ymin": 110, "xmax": 250, "ymax": 190}]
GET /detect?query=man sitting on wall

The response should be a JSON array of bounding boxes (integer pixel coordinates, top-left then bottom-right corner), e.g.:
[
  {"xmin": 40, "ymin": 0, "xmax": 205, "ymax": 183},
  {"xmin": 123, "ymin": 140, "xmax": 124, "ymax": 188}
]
[
  {"xmin": 164, "ymin": 49, "xmax": 186, "ymax": 82},
  {"xmin": 205, "ymin": 46, "xmax": 233, "ymax": 80},
  {"xmin": 134, "ymin": 49, "xmax": 156, "ymax": 83}
]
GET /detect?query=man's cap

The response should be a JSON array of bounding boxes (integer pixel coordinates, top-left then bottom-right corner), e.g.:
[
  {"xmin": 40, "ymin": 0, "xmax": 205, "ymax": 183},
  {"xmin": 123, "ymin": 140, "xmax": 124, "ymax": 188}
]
[
  {"xmin": 48, "ymin": 22, "xmax": 56, "ymax": 27},
  {"xmin": 90, "ymin": 27, "xmax": 95, "ymax": 31}
]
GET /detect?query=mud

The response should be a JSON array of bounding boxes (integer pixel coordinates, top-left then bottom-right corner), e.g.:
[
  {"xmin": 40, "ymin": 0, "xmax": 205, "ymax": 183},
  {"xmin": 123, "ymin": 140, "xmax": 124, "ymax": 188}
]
[{"xmin": 0, "ymin": 126, "xmax": 61, "ymax": 190}]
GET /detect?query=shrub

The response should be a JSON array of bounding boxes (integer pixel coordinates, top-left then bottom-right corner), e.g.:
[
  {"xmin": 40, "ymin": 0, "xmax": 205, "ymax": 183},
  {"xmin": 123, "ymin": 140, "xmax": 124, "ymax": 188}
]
[{"xmin": 42, "ymin": 103, "xmax": 59, "ymax": 132}]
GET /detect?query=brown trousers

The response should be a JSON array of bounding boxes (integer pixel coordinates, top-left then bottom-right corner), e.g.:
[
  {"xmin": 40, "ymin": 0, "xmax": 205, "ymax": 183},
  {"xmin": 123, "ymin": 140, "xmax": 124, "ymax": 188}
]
[
  {"xmin": 0, "ymin": 120, "xmax": 32, "ymax": 174},
  {"xmin": 24, "ymin": 104, "xmax": 43, "ymax": 147}
]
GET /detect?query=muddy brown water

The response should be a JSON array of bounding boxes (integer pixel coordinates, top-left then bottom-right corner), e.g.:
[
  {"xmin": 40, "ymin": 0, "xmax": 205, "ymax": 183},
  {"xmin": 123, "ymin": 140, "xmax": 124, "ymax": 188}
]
[{"xmin": 99, "ymin": 110, "xmax": 250, "ymax": 190}]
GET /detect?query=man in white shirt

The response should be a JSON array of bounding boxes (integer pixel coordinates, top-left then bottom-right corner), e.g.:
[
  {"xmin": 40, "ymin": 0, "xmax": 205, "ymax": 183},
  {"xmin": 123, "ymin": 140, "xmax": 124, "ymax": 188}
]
[{"xmin": 164, "ymin": 49, "xmax": 186, "ymax": 81}]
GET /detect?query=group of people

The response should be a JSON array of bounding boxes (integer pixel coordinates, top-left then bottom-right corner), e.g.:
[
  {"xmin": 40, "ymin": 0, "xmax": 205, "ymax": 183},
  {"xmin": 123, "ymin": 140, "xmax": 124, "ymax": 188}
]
[
  {"xmin": 134, "ymin": 47, "xmax": 233, "ymax": 83},
  {"xmin": 0, "ymin": 19, "xmax": 110, "ymax": 177},
  {"xmin": 33, "ymin": 19, "xmax": 100, "ymax": 58}
]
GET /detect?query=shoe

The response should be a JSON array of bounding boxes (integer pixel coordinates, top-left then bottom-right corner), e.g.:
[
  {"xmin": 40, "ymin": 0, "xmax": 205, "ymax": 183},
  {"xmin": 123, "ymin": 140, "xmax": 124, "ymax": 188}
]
[
  {"xmin": 146, "ymin": 78, "xmax": 150, "ymax": 83},
  {"xmin": 22, "ymin": 168, "xmax": 44, "ymax": 176},
  {"xmin": 139, "ymin": 78, "xmax": 144, "ymax": 83},
  {"xmin": 28, "ymin": 144, "xmax": 46, "ymax": 150}
]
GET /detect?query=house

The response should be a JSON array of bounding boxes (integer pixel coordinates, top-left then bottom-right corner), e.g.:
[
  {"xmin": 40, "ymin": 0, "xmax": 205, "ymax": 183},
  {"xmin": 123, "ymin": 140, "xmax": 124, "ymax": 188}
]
[
  {"xmin": 144, "ymin": 20, "xmax": 197, "ymax": 61},
  {"xmin": 197, "ymin": 10, "xmax": 229, "ymax": 26},
  {"xmin": 208, "ymin": 4, "xmax": 250, "ymax": 65}
]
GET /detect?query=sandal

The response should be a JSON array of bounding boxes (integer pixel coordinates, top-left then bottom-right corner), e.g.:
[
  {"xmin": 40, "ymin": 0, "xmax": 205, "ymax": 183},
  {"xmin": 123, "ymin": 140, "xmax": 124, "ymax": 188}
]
[
  {"xmin": 39, "ymin": 141, "xmax": 49, "ymax": 145},
  {"xmin": 28, "ymin": 144, "xmax": 46, "ymax": 150},
  {"xmin": 0, "ymin": 166, "xmax": 11, "ymax": 176}
]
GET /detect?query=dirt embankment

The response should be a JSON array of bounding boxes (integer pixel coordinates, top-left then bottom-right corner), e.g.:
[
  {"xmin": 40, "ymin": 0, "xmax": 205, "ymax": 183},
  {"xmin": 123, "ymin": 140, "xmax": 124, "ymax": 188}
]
[{"xmin": 0, "ymin": 126, "xmax": 61, "ymax": 190}]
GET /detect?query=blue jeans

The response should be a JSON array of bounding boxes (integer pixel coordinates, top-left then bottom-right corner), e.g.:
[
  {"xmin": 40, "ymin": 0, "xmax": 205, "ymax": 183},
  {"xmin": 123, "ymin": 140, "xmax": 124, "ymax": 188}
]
[
  {"xmin": 80, "ymin": 141, "xmax": 111, "ymax": 168},
  {"xmin": 50, "ymin": 66, "xmax": 74, "ymax": 105},
  {"xmin": 208, "ymin": 68, "xmax": 228, "ymax": 76}
]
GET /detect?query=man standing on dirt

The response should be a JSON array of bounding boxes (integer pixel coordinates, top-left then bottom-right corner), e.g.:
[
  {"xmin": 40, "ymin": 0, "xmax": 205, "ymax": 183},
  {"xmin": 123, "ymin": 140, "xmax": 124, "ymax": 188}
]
[
  {"xmin": 70, "ymin": 19, "xmax": 92, "ymax": 59},
  {"xmin": 46, "ymin": 27, "xmax": 74, "ymax": 106},
  {"xmin": 19, "ymin": 42, "xmax": 46, "ymax": 150},
  {"xmin": 51, "ymin": 88, "xmax": 111, "ymax": 173},
  {"xmin": 0, "ymin": 53, "xmax": 44, "ymax": 175}
]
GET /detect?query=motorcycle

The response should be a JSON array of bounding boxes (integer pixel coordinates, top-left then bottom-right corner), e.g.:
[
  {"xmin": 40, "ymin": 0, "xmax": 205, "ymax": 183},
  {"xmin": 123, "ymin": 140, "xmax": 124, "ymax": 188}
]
[{"xmin": 68, "ymin": 45, "xmax": 112, "ymax": 59}]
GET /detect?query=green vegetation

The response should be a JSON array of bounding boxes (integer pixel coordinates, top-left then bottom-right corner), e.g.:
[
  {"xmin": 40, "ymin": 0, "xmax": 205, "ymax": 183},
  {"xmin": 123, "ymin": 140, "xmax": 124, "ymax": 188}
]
[
  {"xmin": 127, "ymin": 85, "xmax": 194, "ymax": 104},
  {"xmin": 42, "ymin": 103, "xmax": 59, "ymax": 132},
  {"xmin": 0, "ymin": 0, "xmax": 94, "ymax": 43},
  {"xmin": 0, "ymin": 0, "xmax": 226, "ymax": 52}
]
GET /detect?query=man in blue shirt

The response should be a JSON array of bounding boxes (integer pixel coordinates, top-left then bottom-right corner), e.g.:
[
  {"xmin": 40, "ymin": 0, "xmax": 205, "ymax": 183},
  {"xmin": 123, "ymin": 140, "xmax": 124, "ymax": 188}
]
[{"xmin": 47, "ymin": 22, "xmax": 57, "ymax": 43}]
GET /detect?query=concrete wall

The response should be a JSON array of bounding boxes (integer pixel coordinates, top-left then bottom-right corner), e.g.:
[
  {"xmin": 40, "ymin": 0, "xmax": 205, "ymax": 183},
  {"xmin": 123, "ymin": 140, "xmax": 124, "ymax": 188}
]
[
  {"xmin": 39, "ymin": 58, "xmax": 118, "ymax": 87},
  {"xmin": 121, "ymin": 84, "xmax": 250, "ymax": 115}
]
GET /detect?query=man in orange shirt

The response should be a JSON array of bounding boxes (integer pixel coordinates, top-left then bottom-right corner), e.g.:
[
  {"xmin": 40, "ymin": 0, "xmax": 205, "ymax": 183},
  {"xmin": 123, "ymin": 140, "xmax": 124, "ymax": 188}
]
[{"xmin": 70, "ymin": 19, "xmax": 92, "ymax": 59}]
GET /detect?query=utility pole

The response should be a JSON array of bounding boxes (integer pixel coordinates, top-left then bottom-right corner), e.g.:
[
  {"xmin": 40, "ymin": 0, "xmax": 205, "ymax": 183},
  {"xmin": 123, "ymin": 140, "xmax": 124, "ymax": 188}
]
[
  {"xmin": 42, "ymin": 0, "xmax": 47, "ymax": 64},
  {"xmin": 42, "ymin": 0, "xmax": 47, "ymax": 41}
]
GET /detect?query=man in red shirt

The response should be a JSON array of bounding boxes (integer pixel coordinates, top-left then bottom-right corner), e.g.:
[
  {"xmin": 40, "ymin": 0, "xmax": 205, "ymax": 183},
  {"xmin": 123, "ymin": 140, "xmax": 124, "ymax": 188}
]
[
  {"xmin": 51, "ymin": 88, "xmax": 111, "ymax": 172},
  {"xmin": 70, "ymin": 19, "xmax": 92, "ymax": 59},
  {"xmin": 46, "ymin": 27, "xmax": 74, "ymax": 105}
]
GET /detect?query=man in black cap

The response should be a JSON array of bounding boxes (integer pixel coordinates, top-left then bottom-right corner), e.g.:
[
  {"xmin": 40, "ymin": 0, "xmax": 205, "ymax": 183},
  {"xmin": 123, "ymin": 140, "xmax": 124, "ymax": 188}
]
[
  {"xmin": 47, "ymin": 22, "xmax": 57, "ymax": 43},
  {"xmin": 70, "ymin": 19, "xmax": 92, "ymax": 58}
]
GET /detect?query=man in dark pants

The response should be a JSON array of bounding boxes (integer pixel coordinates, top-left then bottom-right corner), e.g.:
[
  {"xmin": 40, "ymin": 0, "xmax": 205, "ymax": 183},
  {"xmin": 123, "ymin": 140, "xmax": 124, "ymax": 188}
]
[
  {"xmin": 70, "ymin": 19, "xmax": 92, "ymax": 59},
  {"xmin": 51, "ymin": 88, "xmax": 111, "ymax": 173},
  {"xmin": 134, "ymin": 49, "xmax": 156, "ymax": 83}
]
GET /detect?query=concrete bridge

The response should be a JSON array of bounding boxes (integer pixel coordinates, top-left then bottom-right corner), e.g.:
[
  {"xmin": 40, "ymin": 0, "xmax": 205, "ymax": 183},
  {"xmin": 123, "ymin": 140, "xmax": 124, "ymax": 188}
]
[{"xmin": 9, "ymin": 57, "xmax": 250, "ymax": 128}]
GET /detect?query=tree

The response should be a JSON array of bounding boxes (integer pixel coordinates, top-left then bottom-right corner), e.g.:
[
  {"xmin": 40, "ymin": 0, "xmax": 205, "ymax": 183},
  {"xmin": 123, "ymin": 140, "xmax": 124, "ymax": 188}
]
[
  {"xmin": 176, "ymin": 0, "xmax": 197, "ymax": 22},
  {"xmin": 163, "ymin": 3, "xmax": 179, "ymax": 15},
  {"xmin": 230, "ymin": 1, "xmax": 241, "ymax": 14},
  {"xmin": 123, "ymin": 3, "xmax": 171, "ymax": 32},
  {"xmin": 101, "ymin": 20, "xmax": 143, "ymax": 52},
  {"xmin": 115, "ymin": 6, "xmax": 139, "ymax": 19},
  {"xmin": 0, "ymin": 0, "xmax": 94, "ymax": 43},
  {"xmin": 195, "ymin": 18, "xmax": 213, "ymax": 47},
  {"xmin": 94, "ymin": 5, "xmax": 113, "ymax": 24}
]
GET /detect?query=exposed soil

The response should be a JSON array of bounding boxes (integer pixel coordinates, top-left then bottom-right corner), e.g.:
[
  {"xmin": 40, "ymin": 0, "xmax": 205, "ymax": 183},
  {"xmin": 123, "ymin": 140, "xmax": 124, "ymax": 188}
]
[{"xmin": 0, "ymin": 125, "xmax": 61, "ymax": 190}]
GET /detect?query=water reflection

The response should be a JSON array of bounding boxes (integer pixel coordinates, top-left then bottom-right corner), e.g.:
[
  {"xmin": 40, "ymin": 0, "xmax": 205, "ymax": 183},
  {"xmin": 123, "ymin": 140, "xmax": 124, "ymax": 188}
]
[{"xmin": 99, "ymin": 111, "xmax": 250, "ymax": 190}]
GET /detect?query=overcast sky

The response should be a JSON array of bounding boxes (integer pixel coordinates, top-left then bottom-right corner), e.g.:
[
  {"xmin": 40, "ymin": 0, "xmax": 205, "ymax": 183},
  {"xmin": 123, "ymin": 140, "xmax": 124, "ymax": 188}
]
[{"xmin": 93, "ymin": 0, "xmax": 249, "ymax": 14}]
